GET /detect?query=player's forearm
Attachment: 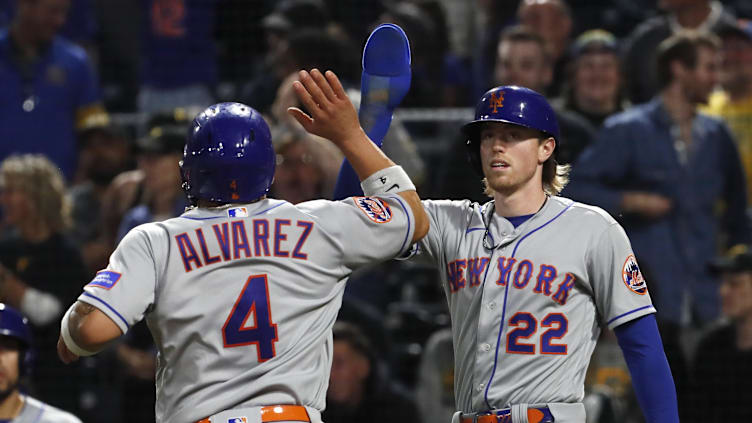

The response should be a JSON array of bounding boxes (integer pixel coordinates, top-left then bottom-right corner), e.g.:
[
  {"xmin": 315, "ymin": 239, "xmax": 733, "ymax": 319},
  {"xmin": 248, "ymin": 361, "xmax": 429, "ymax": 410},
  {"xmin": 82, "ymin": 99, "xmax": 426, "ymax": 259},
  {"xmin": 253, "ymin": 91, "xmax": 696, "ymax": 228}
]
[
  {"xmin": 337, "ymin": 128, "xmax": 397, "ymax": 181},
  {"xmin": 63, "ymin": 301, "xmax": 123, "ymax": 351}
]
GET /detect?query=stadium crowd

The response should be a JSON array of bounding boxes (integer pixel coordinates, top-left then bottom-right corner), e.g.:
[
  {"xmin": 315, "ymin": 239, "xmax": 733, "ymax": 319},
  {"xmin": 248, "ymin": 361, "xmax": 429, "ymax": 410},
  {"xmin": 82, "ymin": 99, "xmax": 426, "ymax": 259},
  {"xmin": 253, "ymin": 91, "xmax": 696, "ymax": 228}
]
[{"xmin": 1, "ymin": 0, "xmax": 752, "ymax": 422}]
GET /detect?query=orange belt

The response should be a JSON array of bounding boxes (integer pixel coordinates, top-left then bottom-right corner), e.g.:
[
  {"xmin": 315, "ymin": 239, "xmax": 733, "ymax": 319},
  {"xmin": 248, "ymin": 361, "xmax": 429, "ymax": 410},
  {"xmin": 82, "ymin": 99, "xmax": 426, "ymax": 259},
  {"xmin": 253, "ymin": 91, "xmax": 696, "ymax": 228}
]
[
  {"xmin": 197, "ymin": 405, "xmax": 310, "ymax": 423},
  {"xmin": 460, "ymin": 407, "xmax": 553, "ymax": 423}
]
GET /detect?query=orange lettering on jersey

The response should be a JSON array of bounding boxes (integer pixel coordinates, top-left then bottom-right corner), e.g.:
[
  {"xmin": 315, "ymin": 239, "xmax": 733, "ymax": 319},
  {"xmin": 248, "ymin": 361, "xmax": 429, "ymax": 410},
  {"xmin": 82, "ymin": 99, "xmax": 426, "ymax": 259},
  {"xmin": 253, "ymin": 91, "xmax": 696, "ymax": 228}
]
[
  {"xmin": 552, "ymin": 273, "xmax": 577, "ymax": 305},
  {"xmin": 495, "ymin": 257, "xmax": 517, "ymax": 286},
  {"xmin": 231, "ymin": 221, "xmax": 252, "ymax": 259},
  {"xmin": 467, "ymin": 257, "xmax": 490, "ymax": 287},
  {"xmin": 196, "ymin": 228, "xmax": 221, "ymax": 265},
  {"xmin": 448, "ymin": 256, "xmax": 575, "ymax": 304},
  {"xmin": 212, "ymin": 223, "xmax": 232, "ymax": 261},
  {"xmin": 534, "ymin": 264, "xmax": 557, "ymax": 295},
  {"xmin": 253, "ymin": 219, "xmax": 271, "ymax": 256},
  {"xmin": 176, "ymin": 233, "xmax": 202, "ymax": 272},
  {"xmin": 273, "ymin": 219, "xmax": 291, "ymax": 258},
  {"xmin": 490, "ymin": 91, "xmax": 504, "ymax": 113},
  {"xmin": 291, "ymin": 221, "xmax": 314, "ymax": 260},
  {"xmin": 513, "ymin": 260, "xmax": 533, "ymax": 289}
]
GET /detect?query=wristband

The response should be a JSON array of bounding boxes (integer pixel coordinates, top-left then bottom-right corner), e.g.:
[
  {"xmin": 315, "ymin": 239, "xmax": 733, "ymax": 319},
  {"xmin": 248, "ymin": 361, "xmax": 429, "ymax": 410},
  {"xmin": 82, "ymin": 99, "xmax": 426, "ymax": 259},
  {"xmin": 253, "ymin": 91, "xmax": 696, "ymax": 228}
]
[
  {"xmin": 60, "ymin": 304, "xmax": 97, "ymax": 357},
  {"xmin": 360, "ymin": 165, "xmax": 415, "ymax": 195}
]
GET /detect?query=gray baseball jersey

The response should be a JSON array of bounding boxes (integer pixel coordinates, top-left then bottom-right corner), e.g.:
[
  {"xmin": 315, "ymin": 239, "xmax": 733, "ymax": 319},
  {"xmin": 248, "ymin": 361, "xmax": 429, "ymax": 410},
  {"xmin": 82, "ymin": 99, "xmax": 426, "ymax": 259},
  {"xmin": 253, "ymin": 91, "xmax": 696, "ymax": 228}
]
[
  {"xmin": 14, "ymin": 395, "xmax": 82, "ymax": 423},
  {"xmin": 407, "ymin": 196, "xmax": 655, "ymax": 413},
  {"xmin": 75, "ymin": 196, "xmax": 415, "ymax": 423}
]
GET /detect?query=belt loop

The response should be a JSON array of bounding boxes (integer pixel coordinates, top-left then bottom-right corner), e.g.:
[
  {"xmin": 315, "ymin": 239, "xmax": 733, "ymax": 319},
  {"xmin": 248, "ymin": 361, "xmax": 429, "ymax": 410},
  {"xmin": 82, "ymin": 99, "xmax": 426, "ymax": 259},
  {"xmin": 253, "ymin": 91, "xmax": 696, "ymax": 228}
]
[{"xmin": 511, "ymin": 403, "xmax": 528, "ymax": 423}]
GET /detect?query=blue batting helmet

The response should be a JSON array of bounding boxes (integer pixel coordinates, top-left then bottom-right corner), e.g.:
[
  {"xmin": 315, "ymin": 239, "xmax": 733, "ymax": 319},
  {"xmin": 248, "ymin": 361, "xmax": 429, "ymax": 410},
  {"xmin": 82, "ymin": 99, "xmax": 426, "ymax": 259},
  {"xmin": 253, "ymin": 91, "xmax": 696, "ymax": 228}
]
[
  {"xmin": 462, "ymin": 86, "xmax": 559, "ymax": 175},
  {"xmin": 0, "ymin": 304, "xmax": 33, "ymax": 375},
  {"xmin": 180, "ymin": 102, "xmax": 276, "ymax": 203}
]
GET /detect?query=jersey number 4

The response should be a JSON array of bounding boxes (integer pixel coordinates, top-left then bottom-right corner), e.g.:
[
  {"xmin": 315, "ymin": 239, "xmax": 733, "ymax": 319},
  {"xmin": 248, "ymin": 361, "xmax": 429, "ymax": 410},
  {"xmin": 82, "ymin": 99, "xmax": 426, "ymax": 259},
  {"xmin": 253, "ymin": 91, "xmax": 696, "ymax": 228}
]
[
  {"xmin": 506, "ymin": 312, "xmax": 568, "ymax": 355},
  {"xmin": 222, "ymin": 274, "xmax": 279, "ymax": 361}
]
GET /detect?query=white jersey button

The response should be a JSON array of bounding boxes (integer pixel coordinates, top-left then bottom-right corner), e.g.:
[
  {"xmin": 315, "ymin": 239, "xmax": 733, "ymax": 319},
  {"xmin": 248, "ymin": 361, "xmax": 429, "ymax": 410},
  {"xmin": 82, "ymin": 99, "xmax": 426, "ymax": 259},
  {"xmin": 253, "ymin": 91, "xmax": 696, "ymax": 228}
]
[
  {"xmin": 477, "ymin": 383, "xmax": 485, "ymax": 391},
  {"xmin": 488, "ymin": 302, "xmax": 496, "ymax": 310},
  {"xmin": 480, "ymin": 343, "xmax": 491, "ymax": 352}
]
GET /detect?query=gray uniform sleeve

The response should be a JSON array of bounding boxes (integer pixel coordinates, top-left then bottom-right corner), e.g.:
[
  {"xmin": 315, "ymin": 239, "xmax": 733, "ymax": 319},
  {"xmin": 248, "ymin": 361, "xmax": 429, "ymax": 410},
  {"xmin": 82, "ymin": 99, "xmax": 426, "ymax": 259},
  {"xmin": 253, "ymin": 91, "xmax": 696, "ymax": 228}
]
[
  {"xmin": 77, "ymin": 226, "xmax": 160, "ymax": 334},
  {"xmin": 589, "ymin": 223, "xmax": 656, "ymax": 330},
  {"xmin": 299, "ymin": 194, "xmax": 416, "ymax": 269},
  {"xmin": 403, "ymin": 199, "xmax": 473, "ymax": 265}
]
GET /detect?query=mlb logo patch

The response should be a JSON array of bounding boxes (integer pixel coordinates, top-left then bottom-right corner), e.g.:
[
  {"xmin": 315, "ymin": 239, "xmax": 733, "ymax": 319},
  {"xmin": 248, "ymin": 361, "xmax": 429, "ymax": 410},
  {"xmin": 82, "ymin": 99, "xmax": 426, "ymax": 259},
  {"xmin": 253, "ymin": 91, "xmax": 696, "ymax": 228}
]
[
  {"xmin": 227, "ymin": 418, "xmax": 247, "ymax": 423},
  {"xmin": 228, "ymin": 207, "xmax": 248, "ymax": 218},
  {"xmin": 354, "ymin": 197, "xmax": 393, "ymax": 223},
  {"xmin": 622, "ymin": 255, "xmax": 647, "ymax": 295},
  {"xmin": 87, "ymin": 270, "xmax": 122, "ymax": 290}
]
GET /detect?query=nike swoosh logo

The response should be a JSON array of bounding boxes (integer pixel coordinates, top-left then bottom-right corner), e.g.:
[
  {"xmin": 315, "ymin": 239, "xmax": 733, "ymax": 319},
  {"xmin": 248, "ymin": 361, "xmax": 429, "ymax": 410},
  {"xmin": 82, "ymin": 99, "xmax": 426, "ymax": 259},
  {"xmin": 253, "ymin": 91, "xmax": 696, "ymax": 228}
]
[{"xmin": 386, "ymin": 184, "xmax": 400, "ymax": 192}]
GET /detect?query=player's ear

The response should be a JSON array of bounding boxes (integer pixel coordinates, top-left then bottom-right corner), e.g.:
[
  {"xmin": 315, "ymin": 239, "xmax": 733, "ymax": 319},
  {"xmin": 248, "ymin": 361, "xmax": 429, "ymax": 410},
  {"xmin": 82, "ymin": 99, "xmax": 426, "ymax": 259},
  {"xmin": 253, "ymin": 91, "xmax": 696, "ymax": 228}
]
[{"xmin": 538, "ymin": 136, "xmax": 555, "ymax": 164}]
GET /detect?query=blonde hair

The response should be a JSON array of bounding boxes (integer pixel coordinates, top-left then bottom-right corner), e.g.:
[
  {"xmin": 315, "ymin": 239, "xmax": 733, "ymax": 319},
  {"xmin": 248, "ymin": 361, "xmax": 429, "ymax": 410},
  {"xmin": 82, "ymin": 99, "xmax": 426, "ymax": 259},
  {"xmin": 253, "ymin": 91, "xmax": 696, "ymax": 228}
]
[
  {"xmin": 0, "ymin": 154, "xmax": 71, "ymax": 232},
  {"xmin": 482, "ymin": 139, "xmax": 571, "ymax": 197}
]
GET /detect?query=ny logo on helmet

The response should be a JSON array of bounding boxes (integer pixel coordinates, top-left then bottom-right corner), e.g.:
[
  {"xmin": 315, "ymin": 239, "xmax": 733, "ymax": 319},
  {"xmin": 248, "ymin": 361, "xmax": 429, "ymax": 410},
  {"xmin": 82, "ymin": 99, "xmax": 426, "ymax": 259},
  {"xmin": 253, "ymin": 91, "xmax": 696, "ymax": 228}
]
[{"xmin": 490, "ymin": 91, "xmax": 504, "ymax": 113}]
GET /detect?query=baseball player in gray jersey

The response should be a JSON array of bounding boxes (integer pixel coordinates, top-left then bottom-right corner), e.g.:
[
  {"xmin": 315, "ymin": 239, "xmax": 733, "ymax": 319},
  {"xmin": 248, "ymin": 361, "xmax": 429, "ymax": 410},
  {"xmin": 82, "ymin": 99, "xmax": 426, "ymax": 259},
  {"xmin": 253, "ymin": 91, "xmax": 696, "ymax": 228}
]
[
  {"xmin": 0, "ymin": 304, "xmax": 81, "ymax": 423},
  {"xmin": 334, "ymin": 85, "xmax": 681, "ymax": 423},
  {"xmin": 55, "ymin": 69, "xmax": 429, "ymax": 423}
]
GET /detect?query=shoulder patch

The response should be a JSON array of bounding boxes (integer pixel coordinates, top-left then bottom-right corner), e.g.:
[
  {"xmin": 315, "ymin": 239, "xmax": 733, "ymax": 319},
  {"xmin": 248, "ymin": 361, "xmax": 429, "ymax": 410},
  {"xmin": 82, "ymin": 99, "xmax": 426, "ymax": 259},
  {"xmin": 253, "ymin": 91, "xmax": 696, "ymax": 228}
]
[
  {"xmin": 622, "ymin": 255, "xmax": 647, "ymax": 295},
  {"xmin": 87, "ymin": 270, "xmax": 122, "ymax": 290},
  {"xmin": 353, "ymin": 196, "xmax": 393, "ymax": 223}
]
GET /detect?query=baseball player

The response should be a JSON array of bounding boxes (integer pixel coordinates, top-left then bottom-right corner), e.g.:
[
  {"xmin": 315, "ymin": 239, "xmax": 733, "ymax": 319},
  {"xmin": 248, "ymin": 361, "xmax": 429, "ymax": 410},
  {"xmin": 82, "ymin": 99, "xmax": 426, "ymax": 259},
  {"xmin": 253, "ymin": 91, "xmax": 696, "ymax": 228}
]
[
  {"xmin": 56, "ymin": 69, "xmax": 429, "ymax": 423},
  {"xmin": 333, "ymin": 86, "xmax": 680, "ymax": 423},
  {"xmin": 0, "ymin": 304, "xmax": 81, "ymax": 423}
]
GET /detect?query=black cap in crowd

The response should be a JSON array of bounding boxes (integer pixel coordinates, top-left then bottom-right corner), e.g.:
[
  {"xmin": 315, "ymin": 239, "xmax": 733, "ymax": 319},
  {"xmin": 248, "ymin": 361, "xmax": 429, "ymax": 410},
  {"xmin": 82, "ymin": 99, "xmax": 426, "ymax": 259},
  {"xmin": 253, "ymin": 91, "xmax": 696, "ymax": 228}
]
[
  {"xmin": 709, "ymin": 245, "xmax": 752, "ymax": 274},
  {"xmin": 136, "ymin": 109, "xmax": 191, "ymax": 155}
]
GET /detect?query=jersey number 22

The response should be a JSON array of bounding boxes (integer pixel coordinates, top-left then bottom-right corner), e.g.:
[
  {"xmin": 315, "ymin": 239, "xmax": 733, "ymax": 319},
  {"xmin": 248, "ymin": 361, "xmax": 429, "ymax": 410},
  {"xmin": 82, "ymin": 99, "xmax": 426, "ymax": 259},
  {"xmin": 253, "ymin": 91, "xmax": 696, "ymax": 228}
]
[{"xmin": 222, "ymin": 274, "xmax": 279, "ymax": 361}]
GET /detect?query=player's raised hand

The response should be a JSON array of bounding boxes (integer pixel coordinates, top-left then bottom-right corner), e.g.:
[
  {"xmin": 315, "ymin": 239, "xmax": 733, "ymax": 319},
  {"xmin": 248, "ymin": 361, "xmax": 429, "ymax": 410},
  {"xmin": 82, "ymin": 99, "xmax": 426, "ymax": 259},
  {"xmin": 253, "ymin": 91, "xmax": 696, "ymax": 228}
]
[{"xmin": 287, "ymin": 69, "xmax": 364, "ymax": 147}]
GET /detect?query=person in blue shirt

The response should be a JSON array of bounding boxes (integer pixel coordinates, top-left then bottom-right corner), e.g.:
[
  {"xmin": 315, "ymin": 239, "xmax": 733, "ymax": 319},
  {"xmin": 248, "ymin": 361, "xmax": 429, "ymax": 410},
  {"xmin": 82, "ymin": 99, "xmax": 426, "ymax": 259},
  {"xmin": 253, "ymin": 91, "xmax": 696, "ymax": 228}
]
[
  {"xmin": 563, "ymin": 31, "xmax": 752, "ymax": 419},
  {"xmin": 0, "ymin": 0, "xmax": 106, "ymax": 181}
]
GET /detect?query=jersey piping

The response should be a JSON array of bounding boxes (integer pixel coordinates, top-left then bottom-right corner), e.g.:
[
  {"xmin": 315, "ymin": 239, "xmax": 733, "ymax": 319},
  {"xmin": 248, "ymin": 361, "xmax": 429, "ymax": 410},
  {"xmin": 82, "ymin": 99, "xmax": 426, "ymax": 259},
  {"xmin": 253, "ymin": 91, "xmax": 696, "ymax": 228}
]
[{"xmin": 483, "ymin": 202, "xmax": 574, "ymax": 409}]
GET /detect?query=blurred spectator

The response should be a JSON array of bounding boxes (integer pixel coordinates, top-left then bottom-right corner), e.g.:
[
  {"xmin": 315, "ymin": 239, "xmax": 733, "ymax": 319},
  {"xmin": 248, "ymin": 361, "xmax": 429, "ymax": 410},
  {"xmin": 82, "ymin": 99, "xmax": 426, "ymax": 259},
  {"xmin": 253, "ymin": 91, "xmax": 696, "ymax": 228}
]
[
  {"xmin": 323, "ymin": 0, "xmax": 384, "ymax": 45},
  {"xmin": 554, "ymin": 29, "xmax": 628, "ymax": 162},
  {"xmin": 0, "ymin": 0, "xmax": 98, "ymax": 49},
  {"xmin": 269, "ymin": 130, "xmax": 342, "ymax": 204},
  {"xmin": 114, "ymin": 114, "xmax": 189, "ymax": 242},
  {"xmin": 492, "ymin": 25, "xmax": 595, "ymax": 165},
  {"xmin": 516, "ymin": 0, "xmax": 574, "ymax": 97},
  {"xmin": 377, "ymin": 1, "xmax": 470, "ymax": 108},
  {"xmin": 470, "ymin": 0, "xmax": 521, "ymax": 101},
  {"xmin": 0, "ymin": 304, "xmax": 83, "ymax": 422},
  {"xmin": 138, "ymin": 0, "xmax": 217, "ymax": 114},
  {"xmin": 100, "ymin": 109, "xmax": 190, "ymax": 249},
  {"xmin": 703, "ymin": 20, "xmax": 752, "ymax": 205},
  {"xmin": 322, "ymin": 321, "xmax": 420, "ymax": 423},
  {"xmin": 0, "ymin": 0, "xmax": 107, "ymax": 181},
  {"xmin": 68, "ymin": 122, "xmax": 134, "ymax": 274},
  {"xmin": 415, "ymin": 327, "xmax": 454, "ymax": 423},
  {"xmin": 240, "ymin": 0, "xmax": 336, "ymax": 115},
  {"xmin": 0, "ymin": 154, "xmax": 88, "ymax": 415},
  {"xmin": 563, "ymin": 32, "xmax": 751, "ymax": 418},
  {"xmin": 689, "ymin": 245, "xmax": 752, "ymax": 422},
  {"xmin": 623, "ymin": 0, "xmax": 737, "ymax": 104}
]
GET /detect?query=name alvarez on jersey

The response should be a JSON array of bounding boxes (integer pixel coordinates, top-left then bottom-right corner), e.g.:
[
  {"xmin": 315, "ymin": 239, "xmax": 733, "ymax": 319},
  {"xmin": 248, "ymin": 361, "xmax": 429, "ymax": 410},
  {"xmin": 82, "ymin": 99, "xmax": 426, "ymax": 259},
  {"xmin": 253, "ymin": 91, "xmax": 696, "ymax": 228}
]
[{"xmin": 175, "ymin": 218, "xmax": 314, "ymax": 272}]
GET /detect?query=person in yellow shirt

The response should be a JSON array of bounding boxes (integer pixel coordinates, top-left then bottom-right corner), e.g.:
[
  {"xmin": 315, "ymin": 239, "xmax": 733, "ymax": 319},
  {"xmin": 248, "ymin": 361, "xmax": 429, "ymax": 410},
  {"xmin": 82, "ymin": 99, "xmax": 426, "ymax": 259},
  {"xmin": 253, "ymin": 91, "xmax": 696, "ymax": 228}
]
[{"xmin": 704, "ymin": 20, "xmax": 752, "ymax": 203}]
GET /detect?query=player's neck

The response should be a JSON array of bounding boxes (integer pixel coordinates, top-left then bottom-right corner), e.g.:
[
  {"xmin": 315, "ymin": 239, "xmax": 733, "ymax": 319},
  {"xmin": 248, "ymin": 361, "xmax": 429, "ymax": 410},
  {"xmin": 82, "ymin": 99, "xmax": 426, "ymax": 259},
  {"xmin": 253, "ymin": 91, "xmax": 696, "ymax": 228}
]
[
  {"xmin": 493, "ymin": 187, "xmax": 547, "ymax": 217},
  {"xmin": 0, "ymin": 391, "xmax": 23, "ymax": 419}
]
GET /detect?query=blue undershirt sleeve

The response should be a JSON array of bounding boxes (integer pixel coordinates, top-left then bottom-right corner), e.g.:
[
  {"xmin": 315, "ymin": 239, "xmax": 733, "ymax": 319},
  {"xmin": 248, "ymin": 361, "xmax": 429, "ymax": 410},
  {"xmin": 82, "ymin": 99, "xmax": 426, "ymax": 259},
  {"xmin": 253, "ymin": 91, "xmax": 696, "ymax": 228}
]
[{"xmin": 613, "ymin": 314, "xmax": 679, "ymax": 423}]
